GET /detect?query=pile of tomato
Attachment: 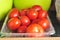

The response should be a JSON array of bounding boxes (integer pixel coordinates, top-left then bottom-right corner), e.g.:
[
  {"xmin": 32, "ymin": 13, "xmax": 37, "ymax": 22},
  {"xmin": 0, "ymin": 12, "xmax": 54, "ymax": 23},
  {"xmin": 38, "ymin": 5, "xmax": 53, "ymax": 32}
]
[{"xmin": 7, "ymin": 5, "xmax": 50, "ymax": 33}]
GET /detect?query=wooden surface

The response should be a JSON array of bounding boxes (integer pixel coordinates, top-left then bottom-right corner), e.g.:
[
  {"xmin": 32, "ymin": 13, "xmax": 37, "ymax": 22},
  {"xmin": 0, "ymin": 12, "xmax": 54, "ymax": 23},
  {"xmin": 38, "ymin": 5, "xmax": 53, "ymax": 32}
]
[{"xmin": 0, "ymin": 37, "xmax": 60, "ymax": 40}]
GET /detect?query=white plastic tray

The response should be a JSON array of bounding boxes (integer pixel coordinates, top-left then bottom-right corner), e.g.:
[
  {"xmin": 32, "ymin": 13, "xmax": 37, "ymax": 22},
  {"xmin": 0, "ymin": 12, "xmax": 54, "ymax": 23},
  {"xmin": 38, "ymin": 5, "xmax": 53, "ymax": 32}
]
[{"xmin": 0, "ymin": 13, "xmax": 55, "ymax": 37}]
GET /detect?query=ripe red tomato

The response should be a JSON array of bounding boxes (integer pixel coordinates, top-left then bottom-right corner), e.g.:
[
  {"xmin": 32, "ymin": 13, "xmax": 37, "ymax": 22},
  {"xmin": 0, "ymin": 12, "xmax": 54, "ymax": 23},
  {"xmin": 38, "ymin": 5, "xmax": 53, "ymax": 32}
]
[
  {"xmin": 32, "ymin": 5, "xmax": 42, "ymax": 12},
  {"xmin": 20, "ymin": 9, "xmax": 28, "ymax": 16},
  {"xmin": 32, "ymin": 19, "xmax": 40, "ymax": 24},
  {"xmin": 9, "ymin": 8, "xmax": 19, "ymax": 18},
  {"xmin": 38, "ymin": 18, "xmax": 49, "ymax": 30},
  {"xmin": 20, "ymin": 16, "xmax": 30, "ymax": 26},
  {"xmin": 7, "ymin": 18, "xmax": 21, "ymax": 31},
  {"xmin": 17, "ymin": 25, "xmax": 27, "ymax": 33},
  {"xmin": 27, "ymin": 9, "xmax": 38, "ymax": 20},
  {"xmin": 26, "ymin": 23, "xmax": 44, "ymax": 33},
  {"xmin": 38, "ymin": 10, "xmax": 48, "ymax": 19}
]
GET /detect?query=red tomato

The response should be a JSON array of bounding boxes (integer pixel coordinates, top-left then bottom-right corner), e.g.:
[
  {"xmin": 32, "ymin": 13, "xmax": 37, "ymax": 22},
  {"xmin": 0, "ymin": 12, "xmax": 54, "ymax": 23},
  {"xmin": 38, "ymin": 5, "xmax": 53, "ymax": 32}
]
[
  {"xmin": 38, "ymin": 18, "xmax": 49, "ymax": 30},
  {"xmin": 32, "ymin": 19, "xmax": 40, "ymax": 24},
  {"xmin": 20, "ymin": 9, "xmax": 28, "ymax": 16},
  {"xmin": 7, "ymin": 18, "xmax": 21, "ymax": 31},
  {"xmin": 26, "ymin": 23, "xmax": 44, "ymax": 33},
  {"xmin": 9, "ymin": 8, "xmax": 19, "ymax": 18},
  {"xmin": 27, "ymin": 9, "xmax": 38, "ymax": 20},
  {"xmin": 17, "ymin": 25, "xmax": 27, "ymax": 33},
  {"xmin": 38, "ymin": 10, "xmax": 48, "ymax": 19},
  {"xmin": 20, "ymin": 16, "xmax": 30, "ymax": 26},
  {"xmin": 32, "ymin": 5, "xmax": 42, "ymax": 12}
]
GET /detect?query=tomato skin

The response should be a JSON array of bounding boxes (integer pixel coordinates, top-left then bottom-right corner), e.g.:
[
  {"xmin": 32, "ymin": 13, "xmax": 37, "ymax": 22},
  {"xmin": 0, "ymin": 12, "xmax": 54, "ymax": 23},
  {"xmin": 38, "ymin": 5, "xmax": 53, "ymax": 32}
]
[
  {"xmin": 9, "ymin": 8, "xmax": 19, "ymax": 18},
  {"xmin": 20, "ymin": 9, "xmax": 28, "ymax": 16},
  {"xmin": 7, "ymin": 18, "xmax": 21, "ymax": 31},
  {"xmin": 17, "ymin": 25, "xmax": 27, "ymax": 33},
  {"xmin": 20, "ymin": 16, "xmax": 30, "ymax": 26},
  {"xmin": 38, "ymin": 18, "xmax": 49, "ymax": 30},
  {"xmin": 32, "ymin": 19, "xmax": 40, "ymax": 24},
  {"xmin": 26, "ymin": 23, "xmax": 44, "ymax": 33},
  {"xmin": 27, "ymin": 9, "xmax": 38, "ymax": 20},
  {"xmin": 38, "ymin": 10, "xmax": 48, "ymax": 19},
  {"xmin": 32, "ymin": 5, "xmax": 42, "ymax": 12}
]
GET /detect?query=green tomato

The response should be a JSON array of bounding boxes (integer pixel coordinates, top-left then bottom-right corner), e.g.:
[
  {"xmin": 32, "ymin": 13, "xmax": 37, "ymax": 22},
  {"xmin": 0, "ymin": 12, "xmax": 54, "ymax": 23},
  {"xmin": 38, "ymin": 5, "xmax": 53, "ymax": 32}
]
[
  {"xmin": 14, "ymin": 0, "xmax": 51, "ymax": 11},
  {"xmin": 0, "ymin": 0, "xmax": 13, "ymax": 21}
]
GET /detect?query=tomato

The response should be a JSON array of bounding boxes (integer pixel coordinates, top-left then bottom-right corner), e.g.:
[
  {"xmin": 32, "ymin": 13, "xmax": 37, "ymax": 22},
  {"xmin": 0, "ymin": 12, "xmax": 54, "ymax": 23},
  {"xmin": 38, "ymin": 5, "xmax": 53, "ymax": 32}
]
[
  {"xmin": 38, "ymin": 10, "xmax": 48, "ymax": 19},
  {"xmin": 32, "ymin": 19, "xmax": 40, "ymax": 24},
  {"xmin": 20, "ymin": 16, "xmax": 30, "ymax": 26},
  {"xmin": 38, "ymin": 18, "xmax": 49, "ymax": 30},
  {"xmin": 7, "ymin": 18, "xmax": 21, "ymax": 31},
  {"xmin": 9, "ymin": 8, "xmax": 19, "ymax": 18},
  {"xmin": 27, "ymin": 9, "xmax": 38, "ymax": 20},
  {"xmin": 32, "ymin": 5, "xmax": 42, "ymax": 12},
  {"xmin": 20, "ymin": 9, "xmax": 28, "ymax": 16},
  {"xmin": 26, "ymin": 23, "xmax": 44, "ymax": 33},
  {"xmin": 17, "ymin": 25, "xmax": 27, "ymax": 33}
]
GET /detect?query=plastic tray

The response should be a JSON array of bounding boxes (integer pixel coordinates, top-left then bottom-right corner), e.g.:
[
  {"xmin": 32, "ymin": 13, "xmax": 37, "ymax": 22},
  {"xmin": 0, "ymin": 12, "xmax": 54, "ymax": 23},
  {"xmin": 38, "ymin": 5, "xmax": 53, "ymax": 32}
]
[{"xmin": 0, "ymin": 13, "xmax": 55, "ymax": 37}]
